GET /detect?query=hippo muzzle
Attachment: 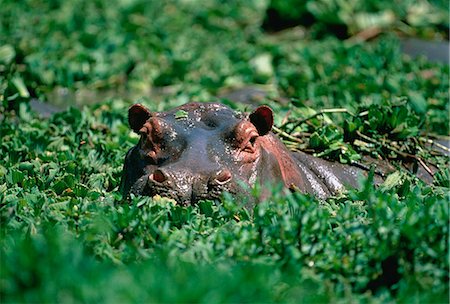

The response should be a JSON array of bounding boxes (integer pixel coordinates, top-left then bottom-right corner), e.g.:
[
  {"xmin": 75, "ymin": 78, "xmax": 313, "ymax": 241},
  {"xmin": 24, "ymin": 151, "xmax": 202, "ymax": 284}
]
[{"xmin": 142, "ymin": 167, "xmax": 232, "ymax": 206}]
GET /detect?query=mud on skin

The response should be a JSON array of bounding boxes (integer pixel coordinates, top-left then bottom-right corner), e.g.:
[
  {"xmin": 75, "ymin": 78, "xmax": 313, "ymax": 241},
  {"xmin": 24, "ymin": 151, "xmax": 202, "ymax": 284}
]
[{"xmin": 121, "ymin": 102, "xmax": 371, "ymax": 205}]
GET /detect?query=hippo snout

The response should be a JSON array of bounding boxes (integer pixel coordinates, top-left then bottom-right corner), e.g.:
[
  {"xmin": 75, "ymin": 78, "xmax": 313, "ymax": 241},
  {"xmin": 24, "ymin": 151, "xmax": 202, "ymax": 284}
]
[{"xmin": 146, "ymin": 168, "xmax": 233, "ymax": 205}]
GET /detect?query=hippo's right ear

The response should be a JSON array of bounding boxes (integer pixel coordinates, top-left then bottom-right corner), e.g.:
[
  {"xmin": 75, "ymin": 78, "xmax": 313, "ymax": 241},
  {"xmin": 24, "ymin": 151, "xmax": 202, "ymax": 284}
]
[
  {"xmin": 128, "ymin": 104, "xmax": 151, "ymax": 133},
  {"xmin": 249, "ymin": 105, "xmax": 273, "ymax": 135}
]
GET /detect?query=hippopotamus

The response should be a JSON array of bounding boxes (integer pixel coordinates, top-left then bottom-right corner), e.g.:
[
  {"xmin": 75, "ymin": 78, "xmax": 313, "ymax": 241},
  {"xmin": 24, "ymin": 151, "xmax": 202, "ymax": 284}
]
[{"xmin": 120, "ymin": 102, "xmax": 376, "ymax": 205}]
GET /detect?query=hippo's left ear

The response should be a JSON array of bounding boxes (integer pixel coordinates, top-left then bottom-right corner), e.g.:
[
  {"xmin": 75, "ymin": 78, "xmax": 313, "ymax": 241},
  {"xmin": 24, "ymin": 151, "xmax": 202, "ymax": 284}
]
[
  {"xmin": 128, "ymin": 104, "xmax": 151, "ymax": 133},
  {"xmin": 249, "ymin": 105, "xmax": 273, "ymax": 135}
]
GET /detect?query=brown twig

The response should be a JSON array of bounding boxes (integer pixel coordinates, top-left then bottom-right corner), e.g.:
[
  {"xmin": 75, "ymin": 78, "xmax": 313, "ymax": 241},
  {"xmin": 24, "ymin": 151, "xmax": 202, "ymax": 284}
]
[
  {"xmin": 419, "ymin": 137, "xmax": 450, "ymax": 153},
  {"xmin": 272, "ymin": 127, "xmax": 304, "ymax": 144},
  {"xmin": 356, "ymin": 131, "xmax": 440, "ymax": 177},
  {"xmin": 346, "ymin": 27, "xmax": 382, "ymax": 42},
  {"xmin": 281, "ymin": 108, "xmax": 353, "ymax": 132},
  {"xmin": 355, "ymin": 131, "xmax": 415, "ymax": 159},
  {"xmin": 417, "ymin": 157, "xmax": 434, "ymax": 176}
]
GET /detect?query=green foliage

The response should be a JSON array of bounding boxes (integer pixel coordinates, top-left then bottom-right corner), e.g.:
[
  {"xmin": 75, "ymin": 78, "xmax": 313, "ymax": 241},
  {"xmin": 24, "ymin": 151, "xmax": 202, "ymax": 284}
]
[
  {"xmin": 270, "ymin": 37, "xmax": 449, "ymax": 135},
  {"xmin": 1, "ymin": 99, "xmax": 449, "ymax": 302},
  {"xmin": 0, "ymin": 0, "xmax": 267, "ymax": 101},
  {"xmin": 267, "ymin": 0, "xmax": 449, "ymax": 37},
  {"xmin": 278, "ymin": 97, "xmax": 448, "ymax": 168},
  {"xmin": 1, "ymin": 2, "xmax": 448, "ymax": 136},
  {"xmin": 2, "ymin": 226, "xmax": 334, "ymax": 303},
  {"xmin": 1, "ymin": 1, "xmax": 449, "ymax": 303}
]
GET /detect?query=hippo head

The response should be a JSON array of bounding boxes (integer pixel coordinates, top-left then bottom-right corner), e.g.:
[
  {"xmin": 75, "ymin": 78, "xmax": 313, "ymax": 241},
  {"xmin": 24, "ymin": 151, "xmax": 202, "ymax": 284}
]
[{"xmin": 121, "ymin": 102, "xmax": 280, "ymax": 205}]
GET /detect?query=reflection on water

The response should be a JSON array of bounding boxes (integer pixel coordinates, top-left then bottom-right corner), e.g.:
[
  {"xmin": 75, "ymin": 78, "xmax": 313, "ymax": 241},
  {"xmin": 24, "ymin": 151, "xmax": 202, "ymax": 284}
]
[
  {"xmin": 46, "ymin": 86, "xmax": 140, "ymax": 108},
  {"xmin": 400, "ymin": 38, "xmax": 449, "ymax": 64},
  {"xmin": 31, "ymin": 85, "xmax": 174, "ymax": 116}
]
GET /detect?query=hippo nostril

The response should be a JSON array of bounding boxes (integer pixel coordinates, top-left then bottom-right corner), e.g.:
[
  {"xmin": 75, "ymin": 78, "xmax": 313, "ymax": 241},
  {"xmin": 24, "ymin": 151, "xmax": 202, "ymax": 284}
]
[
  {"xmin": 214, "ymin": 169, "xmax": 232, "ymax": 185},
  {"xmin": 150, "ymin": 169, "xmax": 167, "ymax": 183}
]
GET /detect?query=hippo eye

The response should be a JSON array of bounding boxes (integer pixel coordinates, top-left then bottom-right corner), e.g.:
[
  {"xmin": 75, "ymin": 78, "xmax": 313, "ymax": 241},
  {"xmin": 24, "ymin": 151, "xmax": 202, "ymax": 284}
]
[{"xmin": 204, "ymin": 119, "xmax": 217, "ymax": 129}]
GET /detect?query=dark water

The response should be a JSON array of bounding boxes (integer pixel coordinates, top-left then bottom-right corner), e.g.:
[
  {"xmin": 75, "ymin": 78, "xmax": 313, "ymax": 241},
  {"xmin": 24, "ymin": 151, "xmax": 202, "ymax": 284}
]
[{"xmin": 401, "ymin": 38, "xmax": 449, "ymax": 64}]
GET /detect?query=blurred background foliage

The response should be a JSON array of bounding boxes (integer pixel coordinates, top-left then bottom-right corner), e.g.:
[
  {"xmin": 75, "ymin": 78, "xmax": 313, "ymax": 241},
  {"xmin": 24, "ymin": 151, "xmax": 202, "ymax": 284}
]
[
  {"xmin": 0, "ymin": 1, "xmax": 448, "ymax": 121},
  {"xmin": 264, "ymin": 0, "xmax": 449, "ymax": 37},
  {"xmin": 0, "ymin": 0, "xmax": 449, "ymax": 303}
]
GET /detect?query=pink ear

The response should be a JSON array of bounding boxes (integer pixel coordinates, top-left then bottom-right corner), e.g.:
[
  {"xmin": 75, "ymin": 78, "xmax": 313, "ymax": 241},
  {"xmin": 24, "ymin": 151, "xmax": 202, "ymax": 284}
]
[
  {"xmin": 249, "ymin": 105, "xmax": 273, "ymax": 135},
  {"xmin": 128, "ymin": 104, "xmax": 151, "ymax": 133}
]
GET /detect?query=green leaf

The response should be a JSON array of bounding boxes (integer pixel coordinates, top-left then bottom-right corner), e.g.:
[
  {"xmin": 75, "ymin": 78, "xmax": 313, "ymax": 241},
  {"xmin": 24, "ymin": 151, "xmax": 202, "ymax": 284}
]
[
  {"xmin": 0, "ymin": 45, "xmax": 15, "ymax": 64},
  {"xmin": 408, "ymin": 92, "xmax": 427, "ymax": 114},
  {"xmin": 12, "ymin": 77, "xmax": 30, "ymax": 98},
  {"xmin": 0, "ymin": 165, "xmax": 7, "ymax": 177},
  {"xmin": 175, "ymin": 109, "xmax": 189, "ymax": 120},
  {"xmin": 6, "ymin": 168, "xmax": 25, "ymax": 185},
  {"xmin": 381, "ymin": 171, "xmax": 404, "ymax": 190}
]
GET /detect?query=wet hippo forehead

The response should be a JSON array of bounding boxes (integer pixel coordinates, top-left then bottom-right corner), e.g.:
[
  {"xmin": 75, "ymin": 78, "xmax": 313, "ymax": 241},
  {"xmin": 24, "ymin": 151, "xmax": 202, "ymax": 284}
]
[{"xmin": 155, "ymin": 102, "xmax": 244, "ymax": 131}]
